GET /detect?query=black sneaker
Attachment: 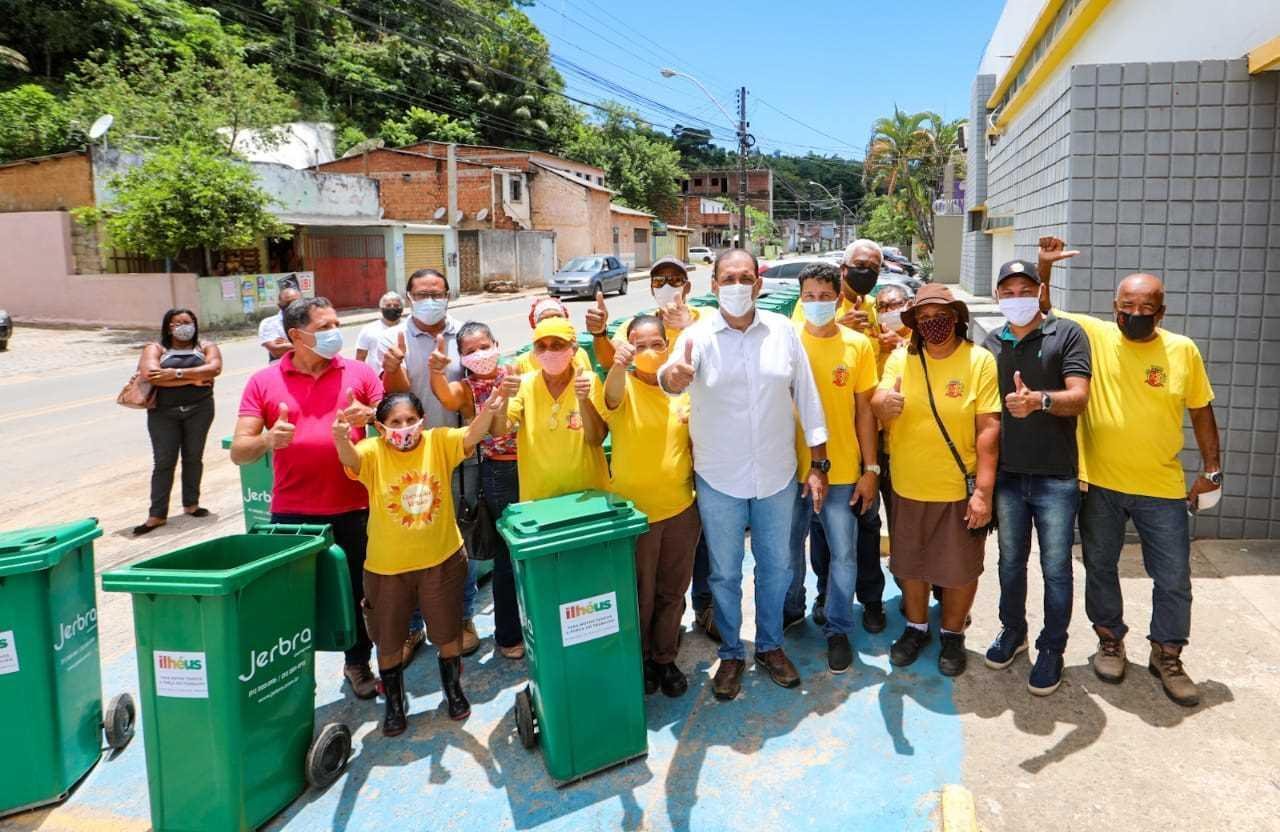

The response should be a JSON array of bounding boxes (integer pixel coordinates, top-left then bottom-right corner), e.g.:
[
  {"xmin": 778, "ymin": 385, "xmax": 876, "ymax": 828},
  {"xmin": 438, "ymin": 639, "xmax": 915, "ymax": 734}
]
[
  {"xmin": 827, "ymin": 634, "xmax": 852, "ymax": 674},
  {"xmin": 938, "ymin": 632, "xmax": 968, "ymax": 677},
  {"xmin": 643, "ymin": 659, "xmax": 659, "ymax": 695},
  {"xmin": 783, "ymin": 609, "xmax": 806, "ymax": 632},
  {"xmin": 890, "ymin": 626, "xmax": 931, "ymax": 667},
  {"xmin": 812, "ymin": 594, "xmax": 827, "ymax": 627},
  {"xmin": 861, "ymin": 602, "xmax": 887, "ymax": 634}
]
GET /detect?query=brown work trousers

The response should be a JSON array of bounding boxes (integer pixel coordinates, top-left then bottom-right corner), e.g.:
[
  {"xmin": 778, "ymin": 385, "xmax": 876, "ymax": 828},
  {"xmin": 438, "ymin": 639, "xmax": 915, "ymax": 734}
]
[{"xmin": 635, "ymin": 502, "xmax": 701, "ymax": 664}]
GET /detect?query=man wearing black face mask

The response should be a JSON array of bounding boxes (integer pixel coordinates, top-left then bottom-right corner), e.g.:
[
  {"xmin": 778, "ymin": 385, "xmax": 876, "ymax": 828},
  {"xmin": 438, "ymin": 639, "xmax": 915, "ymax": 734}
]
[
  {"xmin": 1038, "ymin": 237, "xmax": 1221, "ymax": 708},
  {"xmin": 356, "ymin": 291, "xmax": 405, "ymax": 370}
]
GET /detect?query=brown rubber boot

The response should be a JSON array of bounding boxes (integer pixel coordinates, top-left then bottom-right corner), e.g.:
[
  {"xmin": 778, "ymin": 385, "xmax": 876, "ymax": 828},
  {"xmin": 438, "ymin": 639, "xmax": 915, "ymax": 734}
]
[{"xmin": 1148, "ymin": 642, "xmax": 1200, "ymax": 707}]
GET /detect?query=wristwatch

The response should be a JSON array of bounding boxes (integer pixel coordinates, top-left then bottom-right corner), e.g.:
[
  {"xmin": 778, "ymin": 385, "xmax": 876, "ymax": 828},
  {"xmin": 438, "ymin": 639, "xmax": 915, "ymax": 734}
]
[
  {"xmin": 175, "ymin": 369, "xmax": 185, "ymax": 380},
  {"xmin": 864, "ymin": 464, "xmax": 882, "ymax": 476},
  {"xmin": 1040, "ymin": 392, "xmax": 1052, "ymax": 412},
  {"xmin": 1202, "ymin": 470, "xmax": 1223, "ymax": 486},
  {"xmin": 810, "ymin": 458, "xmax": 831, "ymax": 474}
]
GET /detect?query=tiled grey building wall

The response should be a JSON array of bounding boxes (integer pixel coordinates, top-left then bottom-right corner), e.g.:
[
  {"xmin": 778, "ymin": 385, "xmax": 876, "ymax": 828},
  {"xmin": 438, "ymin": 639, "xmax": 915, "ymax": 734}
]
[
  {"xmin": 961, "ymin": 74, "xmax": 996, "ymax": 295},
  {"xmin": 1054, "ymin": 58, "xmax": 1280, "ymax": 539}
]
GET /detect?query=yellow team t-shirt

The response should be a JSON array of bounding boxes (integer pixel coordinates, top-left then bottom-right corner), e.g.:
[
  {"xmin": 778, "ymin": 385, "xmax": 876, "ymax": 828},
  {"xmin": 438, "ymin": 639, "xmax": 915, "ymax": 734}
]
[
  {"xmin": 507, "ymin": 371, "xmax": 610, "ymax": 501},
  {"xmin": 791, "ymin": 294, "xmax": 880, "ymax": 360},
  {"xmin": 793, "ymin": 324, "xmax": 879, "ymax": 485},
  {"xmin": 1059, "ymin": 311, "xmax": 1214, "ymax": 499},
  {"xmin": 878, "ymin": 342, "xmax": 1000, "ymax": 502},
  {"xmin": 348, "ymin": 428, "xmax": 467, "ymax": 574},
  {"xmin": 601, "ymin": 375, "xmax": 694, "ymax": 523},
  {"xmin": 512, "ymin": 349, "xmax": 593, "ymax": 375}
]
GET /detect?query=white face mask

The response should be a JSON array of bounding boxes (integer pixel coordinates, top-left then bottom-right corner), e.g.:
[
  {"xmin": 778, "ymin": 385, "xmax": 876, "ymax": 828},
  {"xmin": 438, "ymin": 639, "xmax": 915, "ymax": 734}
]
[
  {"xmin": 717, "ymin": 283, "xmax": 755, "ymax": 317},
  {"xmin": 998, "ymin": 296, "xmax": 1041, "ymax": 327},
  {"xmin": 653, "ymin": 284, "xmax": 682, "ymax": 308},
  {"xmin": 879, "ymin": 310, "xmax": 903, "ymax": 332}
]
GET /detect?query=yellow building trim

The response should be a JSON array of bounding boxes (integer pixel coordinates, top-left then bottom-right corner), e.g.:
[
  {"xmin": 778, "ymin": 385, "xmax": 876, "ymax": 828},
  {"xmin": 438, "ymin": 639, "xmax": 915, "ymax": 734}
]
[
  {"xmin": 986, "ymin": 0, "xmax": 1115, "ymax": 131},
  {"xmin": 984, "ymin": 225, "xmax": 1014, "ymax": 236},
  {"xmin": 1248, "ymin": 34, "xmax": 1280, "ymax": 74}
]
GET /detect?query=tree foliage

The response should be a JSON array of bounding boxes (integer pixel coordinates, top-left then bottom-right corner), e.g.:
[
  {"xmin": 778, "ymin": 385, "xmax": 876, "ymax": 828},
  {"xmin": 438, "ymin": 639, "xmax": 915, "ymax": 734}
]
[
  {"xmin": 80, "ymin": 142, "xmax": 290, "ymax": 269},
  {"xmin": 0, "ymin": 84, "xmax": 76, "ymax": 161},
  {"xmin": 564, "ymin": 105, "xmax": 683, "ymax": 214},
  {"xmin": 378, "ymin": 107, "xmax": 480, "ymax": 147},
  {"xmin": 859, "ymin": 195, "xmax": 916, "ymax": 248},
  {"xmin": 863, "ymin": 107, "xmax": 965, "ymax": 252}
]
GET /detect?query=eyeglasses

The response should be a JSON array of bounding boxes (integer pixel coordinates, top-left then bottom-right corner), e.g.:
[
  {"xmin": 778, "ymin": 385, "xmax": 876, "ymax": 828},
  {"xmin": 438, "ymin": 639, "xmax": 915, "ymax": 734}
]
[
  {"xmin": 409, "ymin": 292, "xmax": 447, "ymax": 302},
  {"xmin": 651, "ymin": 274, "xmax": 687, "ymax": 288},
  {"xmin": 877, "ymin": 299, "xmax": 908, "ymax": 313}
]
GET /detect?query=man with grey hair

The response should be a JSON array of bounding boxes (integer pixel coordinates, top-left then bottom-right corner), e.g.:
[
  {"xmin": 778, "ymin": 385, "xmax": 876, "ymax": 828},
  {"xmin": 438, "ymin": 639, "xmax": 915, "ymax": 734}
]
[
  {"xmin": 259, "ymin": 285, "xmax": 302, "ymax": 364},
  {"xmin": 356, "ymin": 291, "xmax": 405, "ymax": 370}
]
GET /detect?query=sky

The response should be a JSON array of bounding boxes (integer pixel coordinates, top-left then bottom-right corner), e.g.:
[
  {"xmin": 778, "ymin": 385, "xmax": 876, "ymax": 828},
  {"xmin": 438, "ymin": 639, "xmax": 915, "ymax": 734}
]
[{"xmin": 526, "ymin": 0, "xmax": 1009, "ymax": 160}]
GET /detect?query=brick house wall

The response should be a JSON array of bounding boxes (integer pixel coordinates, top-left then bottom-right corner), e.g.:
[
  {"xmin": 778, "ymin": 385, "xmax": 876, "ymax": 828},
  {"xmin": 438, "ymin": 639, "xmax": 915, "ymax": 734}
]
[
  {"xmin": 680, "ymin": 168, "xmax": 773, "ymax": 216},
  {"xmin": 0, "ymin": 152, "xmax": 95, "ymax": 212},
  {"xmin": 530, "ymin": 168, "xmax": 594, "ymax": 265}
]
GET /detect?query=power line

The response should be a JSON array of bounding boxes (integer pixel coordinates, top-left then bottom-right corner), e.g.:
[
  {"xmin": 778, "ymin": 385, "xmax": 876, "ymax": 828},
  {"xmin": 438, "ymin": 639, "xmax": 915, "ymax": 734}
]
[{"xmin": 753, "ymin": 96, "xmax": 864, "ymax": 154}]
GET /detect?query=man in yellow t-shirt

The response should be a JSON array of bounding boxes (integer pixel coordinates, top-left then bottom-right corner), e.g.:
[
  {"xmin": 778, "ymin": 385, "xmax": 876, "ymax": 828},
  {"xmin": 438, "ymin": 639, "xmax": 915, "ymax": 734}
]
[
  {"xmin": 495, "ymin": 316, "xmax": 609, "ymax": 502},
  {"xmin": 783, "ymin": 262, "xmax": 880, "ymax": 673},
  {"xmin": 1037, "ymin": 236, "xmax": 1221, "ymax": 708}
]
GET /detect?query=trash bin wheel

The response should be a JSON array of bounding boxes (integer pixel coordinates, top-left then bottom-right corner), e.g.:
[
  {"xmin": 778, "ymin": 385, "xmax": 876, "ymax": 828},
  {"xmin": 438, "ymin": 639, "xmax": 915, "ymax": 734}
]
[
  {"xmin": 103, "ymin": 692, "xmax": 136, "ymax": 750},
  {"xmin": 306, "ymin": 723, "xmax": 352, "ymax": 789},
  {"xmin": 515, "ymin": 686, "xmax": 537, "ymax": 749}
]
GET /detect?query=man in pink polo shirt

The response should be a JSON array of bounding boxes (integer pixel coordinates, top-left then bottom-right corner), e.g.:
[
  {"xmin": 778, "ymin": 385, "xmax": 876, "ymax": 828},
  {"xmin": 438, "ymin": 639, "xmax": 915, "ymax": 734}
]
[{"xmin": 231, "ymin": 296, "xmax": 383, "ymax": 699}]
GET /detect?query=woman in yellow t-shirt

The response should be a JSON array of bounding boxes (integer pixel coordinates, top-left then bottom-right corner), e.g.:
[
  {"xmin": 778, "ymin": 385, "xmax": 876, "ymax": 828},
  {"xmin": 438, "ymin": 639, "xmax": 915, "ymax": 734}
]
[
  {"xmin": 512, "ymin": 296, "xmax": 594, "ymax": 375},
  {"xmin": 871, "ymin": 284, "xmax": 1000, "ymax": 678},
  {"xmin": 601, "ymin": 313, "xmax": 699, "ymax": 698},
  {"xmin": 334, "ymin": 389, "xmax": 503, "ymax": 737},
  {"xmin": 493, "ymin": 316, "xmax": 609, "ymax": 501}
]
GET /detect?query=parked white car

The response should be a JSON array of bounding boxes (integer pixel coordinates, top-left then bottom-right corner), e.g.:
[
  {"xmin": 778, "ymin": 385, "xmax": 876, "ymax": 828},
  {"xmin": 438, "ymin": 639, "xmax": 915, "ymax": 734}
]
[
  {"xmin": 687, "ymin": 246, "xmax": 715, "ymax": 265},
  {"xmin": 758, "ymin": 255, "xmax": 834, "ymax": 296}
]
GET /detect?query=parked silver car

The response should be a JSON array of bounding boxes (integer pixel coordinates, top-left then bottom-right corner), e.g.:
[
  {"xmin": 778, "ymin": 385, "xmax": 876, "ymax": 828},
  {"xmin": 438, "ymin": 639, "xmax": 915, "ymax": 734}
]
[{"xmin": 547, "ymin": 255, "xmax": 630, "ymax": 299}]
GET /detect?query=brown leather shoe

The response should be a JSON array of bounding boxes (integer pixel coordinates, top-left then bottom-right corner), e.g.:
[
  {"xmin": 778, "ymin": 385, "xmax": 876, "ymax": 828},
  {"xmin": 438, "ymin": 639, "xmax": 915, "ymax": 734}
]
[
  {"xmin": 344, "ymin": 663, "xmax": 378, "ymax": 700},
  {"xmin": 754, "ymin": 648, "xmax": 801, "ymax": 689},
  {"xmin": 695, "ymin": 606, "xmax": 721, "ymax": 643},
  {"xmin": 401, "ymin": 628, "xmax": 425, "ymax": 668},
  {"xmin": 460, "ymin": 619, "xmax": 480, "ymax": 657},
  {"xmin": 1148, "ymin": 642, "xmax": 1200, "ymax": 707},
  {"xmin": 712, "ymin": 658, "xmax": 744, "ymax": 701}
]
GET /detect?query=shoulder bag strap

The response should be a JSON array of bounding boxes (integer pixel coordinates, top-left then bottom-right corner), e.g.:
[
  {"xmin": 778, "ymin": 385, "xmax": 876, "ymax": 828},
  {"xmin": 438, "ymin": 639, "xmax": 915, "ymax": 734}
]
[{"xmin": 916, "ymin": 348, "xmax": 970, "ymax": 484}]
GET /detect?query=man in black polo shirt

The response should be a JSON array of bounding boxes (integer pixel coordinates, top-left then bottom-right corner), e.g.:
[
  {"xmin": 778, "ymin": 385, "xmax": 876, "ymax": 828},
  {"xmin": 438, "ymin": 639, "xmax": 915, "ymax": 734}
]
[{"xmin": 982, "ymin": 259, "xmax": 1092, "ymax": 696}]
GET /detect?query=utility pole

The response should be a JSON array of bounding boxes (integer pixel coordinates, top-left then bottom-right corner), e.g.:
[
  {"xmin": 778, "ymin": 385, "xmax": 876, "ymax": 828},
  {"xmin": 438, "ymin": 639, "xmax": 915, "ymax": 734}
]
[
  {"xmin": 737, "ymin": 86, "xmax": 749, "ymax": 253},
  {"xmin": 837, "ymin": 183, "xmax": 845, "ymax": 250}
]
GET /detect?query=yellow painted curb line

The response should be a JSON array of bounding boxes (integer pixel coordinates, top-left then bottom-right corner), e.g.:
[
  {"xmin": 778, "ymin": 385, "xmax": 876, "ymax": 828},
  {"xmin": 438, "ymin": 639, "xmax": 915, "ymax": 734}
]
[{"xmin": 941, "ymin": 784, "xmax": 978, "ymax": 832}]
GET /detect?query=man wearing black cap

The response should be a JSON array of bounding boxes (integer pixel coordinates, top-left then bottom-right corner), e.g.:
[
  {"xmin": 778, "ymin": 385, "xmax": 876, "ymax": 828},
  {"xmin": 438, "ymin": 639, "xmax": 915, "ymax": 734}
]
[{"xmin": 981, "ymin": 259, "xmax": 1092, "ymax": 696}]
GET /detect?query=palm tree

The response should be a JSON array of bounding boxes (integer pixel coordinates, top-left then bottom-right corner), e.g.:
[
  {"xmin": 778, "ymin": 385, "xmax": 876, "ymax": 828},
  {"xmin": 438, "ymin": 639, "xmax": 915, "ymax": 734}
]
[
  {"xmin": 863, "ymin": 108, "xmax": 966, "ymax": 254},
  {"xmin": 0, "ymin": 47, "xmax": 30, "ymax": 73}
]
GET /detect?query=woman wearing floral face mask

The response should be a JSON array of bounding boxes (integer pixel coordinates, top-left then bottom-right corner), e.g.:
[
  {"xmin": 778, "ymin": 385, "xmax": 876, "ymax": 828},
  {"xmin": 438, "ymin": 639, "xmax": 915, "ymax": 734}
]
[
  {"xmin": 334, "ymin": 389, "xmax": 505, "ymax": 737},
  {"xmin": 602, "ymin": 314, "xmax": 699, "ymax": 698},
  {"xmin": 428, "ymin": 321, "xmax": 524, "ymax": 659},
  {"xmin": 133, "ymin": 308, "xmax": 222, "ymax": 535},
  {"xmin": 491, "ymin": 316, "xmax": 609, "ymax": 502},
  {"xmin": 871, "ymin": 284, "xmax": 1001, "ymax": 677}
]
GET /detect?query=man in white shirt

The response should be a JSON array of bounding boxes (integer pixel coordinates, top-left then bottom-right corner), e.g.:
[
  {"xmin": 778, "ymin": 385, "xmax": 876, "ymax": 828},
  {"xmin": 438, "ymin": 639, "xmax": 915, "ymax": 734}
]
[
  {"xmin": 355, "ymin": 292, "xmax": 405, "ymax": 370},
  {"xmin": 661, "ymin": 249, "xmax": 829, "ymax": 700},
  {"xmin": 258, "ymin": 286, "xmax": 301, "ymax": 363}
]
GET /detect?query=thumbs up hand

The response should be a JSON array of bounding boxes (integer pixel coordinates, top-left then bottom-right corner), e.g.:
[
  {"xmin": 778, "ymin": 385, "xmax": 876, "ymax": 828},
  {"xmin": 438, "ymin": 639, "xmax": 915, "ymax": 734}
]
[
  {"xmin": 573, "ymin": 367, "xmax": 594, "ymax": 403},
  {"xmin": 331, "ymin": 409, "xmax": 352, "ymax": 444},
  {"xmin": 585, "ymin": 289, "xmax": 609, "ymax": 336},
  {"xmin": 339, "ymin": 386, "xmax": 374, "ymax": 428},
  {"xmin": 1004, "ymin": 370, "xmax": 1041, "ymax": 419},
  {"xmin": 427, "ymin": 333, "xmax": 450, "ymax": 373},
  {"xmin": 879, "ymin": 376, "xmax": 906, "ymax": 421},
  {"xmin": 612, "ymin": 337, "xmax": 637, "ymax": 370},
  {"xmin": 269, "ymin": 402, "xmax": 296, "ymax": 450},
  {"xmin": 661, "ymin": 292, "xmax": 694, "ymax": 331},
  {"xmin": 664, "ymin": 338, "xmax": 697, "ymax": 393},
  {"xmin": 382, "ymin": 330, "xmax": 406, "ymax": 375}
]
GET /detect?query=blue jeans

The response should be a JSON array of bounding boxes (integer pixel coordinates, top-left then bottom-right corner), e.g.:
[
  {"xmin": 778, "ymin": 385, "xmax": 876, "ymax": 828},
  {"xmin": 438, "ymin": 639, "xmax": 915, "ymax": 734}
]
[
  {"xmin": 1079, "ymin": 483, "xmax": 1192, "ymax": 645},
  {"xmin": 792, "ymin": 493, "xmax": 885, "ymax": 611},
  {"xmin": 995, "ymin": 472, "xmax": 1079, "ymax": 652},
  {"xmin": 787, "ymin": 484, "xmax": 859, "ymax": 636},
  {"xmin": 695, "ymin": 475, "xmax": 795, "ymax": 661}
]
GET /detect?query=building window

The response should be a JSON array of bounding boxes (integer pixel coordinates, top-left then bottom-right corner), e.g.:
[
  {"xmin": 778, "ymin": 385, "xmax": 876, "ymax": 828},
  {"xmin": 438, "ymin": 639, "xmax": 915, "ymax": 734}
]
[
  {"xmin": 681, "ymin": 179, "xmax": 689, "ymax": 193},
  {"xmin": 710, "ymin": 177, "xmax": 718, "ymax": 187},
  {"xmin": 509, "ymin": 176, "xmax": 523, "ymax": 203},
  {"xmin": 633, "ymin": 228, "xmax": 647, "ymax": 244},
  {"xmin": 597, "ymin": 176, "xmax": 604, "ymax": 185}
]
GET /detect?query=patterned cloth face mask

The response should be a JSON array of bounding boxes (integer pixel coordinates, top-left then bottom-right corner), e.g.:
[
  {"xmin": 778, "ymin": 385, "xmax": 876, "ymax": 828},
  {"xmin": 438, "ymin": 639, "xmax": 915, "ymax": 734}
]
[{"xmin": 383, "ymin": 420, "xmax": 423, "ymax": 451}]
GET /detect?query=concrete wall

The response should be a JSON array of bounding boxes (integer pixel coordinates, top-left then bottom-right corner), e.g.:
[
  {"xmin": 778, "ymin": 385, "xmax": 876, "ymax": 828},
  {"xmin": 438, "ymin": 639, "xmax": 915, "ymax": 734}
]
[
  {"xmin": 0, "ymin": 212, "xmax": 198, "ymax": 326},
  {"xmin": 962, "ymin": 74, "xmax": 998, "ymax": 295},
  {"xmin": 196, "ymin": 271, "xmax": 317, "ymax": 329},
  {"xmin": 473, "ymin": 229, "xmax": 555, "ymax": 288},
  {"xmin": 530, "ymin": 170, "xmax": 596, "ymax": 267},
  {"xmin": 0, "ymin": 152, "xmax": 94, "ymax": 211},
  {"xmin": 1068, "ymin": 0, "xmax": 1280, "ymax": 68},
  {"xmin": 932, "ymin": 214, "xmax": 964, "ymax": 282},
  {"xmin": 611, "ymin": 211, "xmax": 654, "ymax": 269}
]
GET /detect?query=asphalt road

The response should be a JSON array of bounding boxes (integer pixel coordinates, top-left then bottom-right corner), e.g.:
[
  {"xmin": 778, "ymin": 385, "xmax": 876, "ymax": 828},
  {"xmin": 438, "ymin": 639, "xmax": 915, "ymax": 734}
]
[{"xmin": 0, "ymin": 267, "xmax": 712, "ymax": 569}]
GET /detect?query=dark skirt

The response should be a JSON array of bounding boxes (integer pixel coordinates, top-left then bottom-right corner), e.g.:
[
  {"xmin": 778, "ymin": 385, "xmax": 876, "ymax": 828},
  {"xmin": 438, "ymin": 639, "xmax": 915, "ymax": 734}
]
[{"xmin": 889, "ymin": 493, "xmax": 987, "ymax": 587}]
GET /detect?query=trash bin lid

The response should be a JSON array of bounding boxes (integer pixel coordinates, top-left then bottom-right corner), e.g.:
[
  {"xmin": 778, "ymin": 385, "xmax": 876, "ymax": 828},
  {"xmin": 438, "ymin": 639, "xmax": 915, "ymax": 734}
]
[
  {"xmin": 497, "ymin": 490, "xmax": 648, "ymax": 562},
  {"xmin": 0, "ymin": 518, "xmax": 102, "ymax": 577},
  {"xmin": 101, "ymin": 526, "xmax": 332, "ymax": 597}
]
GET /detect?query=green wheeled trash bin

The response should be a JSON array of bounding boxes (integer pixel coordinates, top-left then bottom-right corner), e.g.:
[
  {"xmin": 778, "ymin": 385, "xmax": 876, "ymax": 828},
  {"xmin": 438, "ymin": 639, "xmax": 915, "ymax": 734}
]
[
  {"xmin": 101, "ymin": 524, "xmax": 357, "ymax": 832},
  {"xmin": 0, "ymin": 518, "xmax": 135, "ymax": 817},
  {"xmin": 497, "ymin": 490, "xmax": 649, "ymax": 785},
  {"xmin": 222, "ymin": 436, "xmax": 273, "ymax": 531}
]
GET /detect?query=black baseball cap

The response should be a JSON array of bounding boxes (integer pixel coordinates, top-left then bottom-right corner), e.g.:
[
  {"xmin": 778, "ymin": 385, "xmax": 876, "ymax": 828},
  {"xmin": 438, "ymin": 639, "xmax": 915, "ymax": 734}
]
[{"xmin": 996, "ymin": 259, "xmax": 1040, "ymax": 285}]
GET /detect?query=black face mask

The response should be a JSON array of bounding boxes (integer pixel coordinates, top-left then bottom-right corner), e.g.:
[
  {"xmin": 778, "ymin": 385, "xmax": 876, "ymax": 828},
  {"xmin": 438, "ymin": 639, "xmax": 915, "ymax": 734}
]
[
  {"xmin": 844, "ymin": 266, "xmax": 878, "ymax": 296},
  {"xmin": 1117, "ymin": 310, "xmax": 1157, "ymax": 340},
  {"xmin": 382, "ymin": 307, "xmax": 403, "ymax": 323}
]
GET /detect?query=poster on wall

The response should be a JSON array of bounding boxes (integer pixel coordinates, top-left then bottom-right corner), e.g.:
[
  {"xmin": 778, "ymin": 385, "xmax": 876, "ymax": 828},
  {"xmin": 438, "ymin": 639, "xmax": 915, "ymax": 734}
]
[
  {"xmin": 296, "ymin": 271, "xmax": 315, "ymax": 294},
  {"xmin": 241, "ymin": 296, "xmax": 255, "ymax": 314},
  {"xmin": 220, "ymin": 278, "xmax": 237, "ymax": 300}
]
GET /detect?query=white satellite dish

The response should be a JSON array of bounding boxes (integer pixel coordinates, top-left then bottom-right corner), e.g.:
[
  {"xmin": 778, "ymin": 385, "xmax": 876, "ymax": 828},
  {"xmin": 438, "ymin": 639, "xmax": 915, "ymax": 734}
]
[
  {"xmin": 88, "ymin": 114, "xmax": 114, "ymax": 140},
  {"xmin": 475, "ymin": 208, "xmax": 489, "ymax": 221},
  {"xmin": 432, "ymin": 207, "xmax": 447, "ymax": 220},
  {"xmin": 453, "ymin": 210, "xmax": 463, "ymax": 223}
]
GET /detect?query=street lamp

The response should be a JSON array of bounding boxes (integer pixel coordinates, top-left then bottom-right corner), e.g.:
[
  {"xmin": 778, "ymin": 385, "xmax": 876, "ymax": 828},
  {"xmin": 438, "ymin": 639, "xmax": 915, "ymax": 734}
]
[
  {"xmin": 660, "ymin": 67, "xmax": 752, "ymax": 253},
  {"xmin": 808, "ymin": 180, "xmax": 848, "ymax": 250}
]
